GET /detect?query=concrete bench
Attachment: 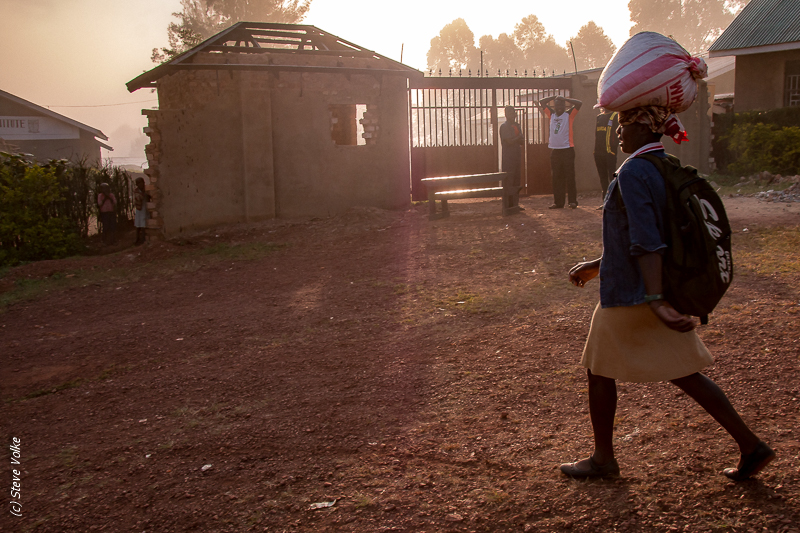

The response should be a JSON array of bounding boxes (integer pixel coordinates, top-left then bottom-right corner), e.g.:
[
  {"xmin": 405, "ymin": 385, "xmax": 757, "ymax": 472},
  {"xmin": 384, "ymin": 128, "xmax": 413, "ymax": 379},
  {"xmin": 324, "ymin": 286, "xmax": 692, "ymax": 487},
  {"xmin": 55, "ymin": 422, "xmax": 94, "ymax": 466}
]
[{"xmin": 421, "ymin": 172, "xmax": 522, "ymax": 220}]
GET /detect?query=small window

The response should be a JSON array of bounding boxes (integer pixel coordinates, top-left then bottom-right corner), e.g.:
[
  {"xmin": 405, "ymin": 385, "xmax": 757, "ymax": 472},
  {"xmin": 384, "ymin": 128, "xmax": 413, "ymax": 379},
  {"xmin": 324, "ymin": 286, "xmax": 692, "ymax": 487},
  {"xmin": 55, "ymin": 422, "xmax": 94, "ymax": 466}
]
[
  {"xmin": 330, "ymin": 104, "xmax": 371, "ymax": 145},
  {"xmin": 785, "ymin": 60, "xmax": 800, "ymax": 107}
]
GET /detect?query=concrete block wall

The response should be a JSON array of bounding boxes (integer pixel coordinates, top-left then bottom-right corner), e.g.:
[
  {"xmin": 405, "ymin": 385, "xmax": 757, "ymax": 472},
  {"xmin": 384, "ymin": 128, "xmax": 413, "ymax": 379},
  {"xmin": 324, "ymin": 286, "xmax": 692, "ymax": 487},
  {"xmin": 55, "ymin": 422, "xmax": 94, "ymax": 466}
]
[
  {"xmin": 569, "ymin": 75, "xmax": 601, "ymax": 194},
  {"xmin": 145, "ymin": 52, "xmax": 412, "ymax": 237},
  {"xmin": 141, "ymin": 109, "xmax": 161, "ymax": 234},
  {"xmin": 270, "ymin": 72, "xmax": 411, "ymax": 219},
  {"xmin": 360, "ymin": 105, "xmax": 380, "ymax": 145}
]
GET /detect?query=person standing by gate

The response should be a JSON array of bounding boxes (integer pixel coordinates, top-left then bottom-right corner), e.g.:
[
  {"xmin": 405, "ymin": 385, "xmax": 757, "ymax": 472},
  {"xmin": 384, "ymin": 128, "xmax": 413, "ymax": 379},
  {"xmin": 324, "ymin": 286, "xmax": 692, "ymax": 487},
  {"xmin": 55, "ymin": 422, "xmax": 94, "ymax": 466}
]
[
  {"xmin": 594, "ymin": 108, "xmax": 619, "ymax": 203},
  {"xmin": 538, "ymin": 95, "xmax": 582, "ymax": 209},
  {"xmin": 500, "ymin": 106, "xmax": 525, "ymax": 209}
]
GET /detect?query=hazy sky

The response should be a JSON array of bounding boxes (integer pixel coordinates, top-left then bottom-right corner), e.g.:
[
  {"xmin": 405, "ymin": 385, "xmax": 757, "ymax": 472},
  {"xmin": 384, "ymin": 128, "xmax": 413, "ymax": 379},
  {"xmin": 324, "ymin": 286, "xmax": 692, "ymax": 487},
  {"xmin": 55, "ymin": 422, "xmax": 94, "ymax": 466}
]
[{"xmin": 1, "ymin": 0, "xmax": 634, "ymax": 159}]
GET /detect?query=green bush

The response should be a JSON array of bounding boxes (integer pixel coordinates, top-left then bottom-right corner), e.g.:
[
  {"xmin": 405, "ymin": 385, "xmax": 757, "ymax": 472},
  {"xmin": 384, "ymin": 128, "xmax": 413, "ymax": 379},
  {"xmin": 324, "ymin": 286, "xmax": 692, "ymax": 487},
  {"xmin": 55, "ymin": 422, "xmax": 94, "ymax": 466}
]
[
  {"xmin": 713, "ymin": 106, "xmax": 800, "ymax": 175},
  {"xmin": 0, "ymin": 155, "xmax": 80, "ymax": 265},
  {"xmin": 0, "ymin": 153, "xmax": 136, "ymax": 266},
  {"xmin": 722, "ymin": 123, "xmax": 800, "ymax": 176}
]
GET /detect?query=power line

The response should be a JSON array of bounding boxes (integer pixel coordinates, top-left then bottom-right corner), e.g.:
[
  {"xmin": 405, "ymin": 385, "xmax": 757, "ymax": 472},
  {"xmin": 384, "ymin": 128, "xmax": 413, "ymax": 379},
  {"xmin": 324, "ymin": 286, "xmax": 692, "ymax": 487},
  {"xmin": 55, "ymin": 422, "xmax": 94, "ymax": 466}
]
[{"xmin": 45, "ymin": 99, "xmax": 158, "ymax": 109}]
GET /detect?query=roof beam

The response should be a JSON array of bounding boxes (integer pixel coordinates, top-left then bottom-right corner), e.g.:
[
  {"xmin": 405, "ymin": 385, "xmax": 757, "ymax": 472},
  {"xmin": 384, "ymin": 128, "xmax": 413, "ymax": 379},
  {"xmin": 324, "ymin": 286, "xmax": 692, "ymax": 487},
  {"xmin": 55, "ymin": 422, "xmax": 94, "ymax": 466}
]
[
  {"xmin": 204, "ymin": 45, "xmax": 379, "ymax": 58},
  {"xmin": 171, "ymin": 63, "xmax": 421, "ymax": 77}
]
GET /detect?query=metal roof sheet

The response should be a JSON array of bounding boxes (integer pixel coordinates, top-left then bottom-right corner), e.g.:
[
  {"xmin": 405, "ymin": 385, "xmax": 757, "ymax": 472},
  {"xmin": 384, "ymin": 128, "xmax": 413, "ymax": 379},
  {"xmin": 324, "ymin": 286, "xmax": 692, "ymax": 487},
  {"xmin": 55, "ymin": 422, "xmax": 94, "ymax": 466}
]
[{"xmin": 709, "ymin": 0, "xmax": 800, "ymax": 53}]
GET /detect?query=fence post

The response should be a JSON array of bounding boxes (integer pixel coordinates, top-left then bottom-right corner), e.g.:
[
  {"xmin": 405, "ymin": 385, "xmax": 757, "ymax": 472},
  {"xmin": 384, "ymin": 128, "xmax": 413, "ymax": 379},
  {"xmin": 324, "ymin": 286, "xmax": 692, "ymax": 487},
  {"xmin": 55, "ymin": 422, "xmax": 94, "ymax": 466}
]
[{"xmin": 491, "ymin": 89, "xmax": 499, "ymax": 172}]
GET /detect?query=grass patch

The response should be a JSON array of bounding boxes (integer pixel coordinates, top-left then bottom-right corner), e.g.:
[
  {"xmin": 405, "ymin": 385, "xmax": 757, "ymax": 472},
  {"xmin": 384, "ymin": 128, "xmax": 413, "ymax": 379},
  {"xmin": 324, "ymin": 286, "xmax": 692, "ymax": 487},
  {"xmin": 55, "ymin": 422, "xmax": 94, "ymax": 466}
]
[
  {"xmin": 0, "ymin": 240, "xmax": 288, "ymax": 311},
  {"xmin": 57, "ymin": 446, "xmax": 80, "ymax": 468},
  {"xmin": 0, "ymin": 271, "xmax": 83, "ymax": 309},
  {"xmin": 734, "ymin": 227, "xmax": 800, "ymax": 275},
  {"xmin": 23, "ymin": 378, "xmax": 83, "ymax": 400},
  {"xmin": 11, "ymin": 364, "xmax": 132, "ymax": 403},
  {"xmin": 485, "ymin": 489, "xmax": 510, "ymax": 505},
  {"xmin": 353, "ymin": 493, "xmax": 374, "ymax": 510},
  {"xmin": 199, "ymin": 241, "xmax": 286, "ymax": 260},
  {"xmin": 97, "ymin": 364, "xmax": 128, "ymax": 381}
]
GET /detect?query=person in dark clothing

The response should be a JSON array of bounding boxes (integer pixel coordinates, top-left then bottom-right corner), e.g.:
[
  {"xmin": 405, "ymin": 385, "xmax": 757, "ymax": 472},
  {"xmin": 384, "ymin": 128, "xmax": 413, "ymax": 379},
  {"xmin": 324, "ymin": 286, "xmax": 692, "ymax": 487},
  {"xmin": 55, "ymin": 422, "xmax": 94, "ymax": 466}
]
[
  {"xmin": 594, "ymin": 108, "xmax": 619, "ymax": 202},
  {"xmin": 500, "ymin": 106, "xmax": 524, "ymax": 209}
]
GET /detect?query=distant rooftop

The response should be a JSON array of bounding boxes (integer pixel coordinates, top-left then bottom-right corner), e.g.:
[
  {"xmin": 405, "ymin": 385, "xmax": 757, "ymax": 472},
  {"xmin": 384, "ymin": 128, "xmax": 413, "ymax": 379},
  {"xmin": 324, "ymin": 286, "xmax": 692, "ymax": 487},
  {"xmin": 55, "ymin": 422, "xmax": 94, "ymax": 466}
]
[
  {"xmin": 0, "ymin": 88, "xmax": 111, "ymax": 149},
  {"xmin": 709, "ymin": 0, "xmax": 800, "ymax": 57},
  {"xmin": 702, "ymin": 54, "xmax": 736, "ymax": 78}
]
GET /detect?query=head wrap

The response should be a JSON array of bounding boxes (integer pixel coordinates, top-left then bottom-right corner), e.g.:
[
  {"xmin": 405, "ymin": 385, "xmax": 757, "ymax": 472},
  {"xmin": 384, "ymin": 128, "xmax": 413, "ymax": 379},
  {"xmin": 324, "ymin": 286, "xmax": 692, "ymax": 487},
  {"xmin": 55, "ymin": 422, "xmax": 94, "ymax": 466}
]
[{"xmin": 618, "ymin": 106, "xmax": 688, "ymax": 144}]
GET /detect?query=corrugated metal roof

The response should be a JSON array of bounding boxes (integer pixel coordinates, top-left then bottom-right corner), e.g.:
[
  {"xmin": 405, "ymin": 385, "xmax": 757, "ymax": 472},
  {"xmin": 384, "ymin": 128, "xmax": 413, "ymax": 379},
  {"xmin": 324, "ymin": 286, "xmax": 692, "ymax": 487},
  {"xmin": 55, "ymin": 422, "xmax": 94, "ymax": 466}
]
[{"xmin": 709, "ymin": 0, "xmax": 800, "ymax": 53}]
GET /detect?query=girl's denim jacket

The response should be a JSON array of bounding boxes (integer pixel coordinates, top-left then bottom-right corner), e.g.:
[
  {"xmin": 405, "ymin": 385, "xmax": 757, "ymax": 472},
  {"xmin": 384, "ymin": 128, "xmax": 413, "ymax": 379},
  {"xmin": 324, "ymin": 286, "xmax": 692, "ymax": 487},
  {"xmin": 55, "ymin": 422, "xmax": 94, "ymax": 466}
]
[{"xmin": 599, "ymin": 150, "xmax": 668, "ymax": 308}]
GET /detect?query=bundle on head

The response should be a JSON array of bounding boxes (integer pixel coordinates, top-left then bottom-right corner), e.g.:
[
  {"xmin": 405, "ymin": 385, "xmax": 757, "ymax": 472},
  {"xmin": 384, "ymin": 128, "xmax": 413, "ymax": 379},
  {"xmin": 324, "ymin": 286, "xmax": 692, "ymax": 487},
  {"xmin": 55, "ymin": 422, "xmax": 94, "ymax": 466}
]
[{"xmin": 597, "ymin": 32, "xmax": 707, "ymax": 143}]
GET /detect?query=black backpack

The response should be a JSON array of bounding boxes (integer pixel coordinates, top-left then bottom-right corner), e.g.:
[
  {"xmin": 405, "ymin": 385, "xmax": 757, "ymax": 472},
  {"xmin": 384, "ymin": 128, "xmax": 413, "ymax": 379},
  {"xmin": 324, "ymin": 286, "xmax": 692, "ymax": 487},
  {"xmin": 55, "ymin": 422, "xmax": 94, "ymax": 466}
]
[{"xmin": 634, "ymin": 153, "xmax": 733, "ymax": 324}]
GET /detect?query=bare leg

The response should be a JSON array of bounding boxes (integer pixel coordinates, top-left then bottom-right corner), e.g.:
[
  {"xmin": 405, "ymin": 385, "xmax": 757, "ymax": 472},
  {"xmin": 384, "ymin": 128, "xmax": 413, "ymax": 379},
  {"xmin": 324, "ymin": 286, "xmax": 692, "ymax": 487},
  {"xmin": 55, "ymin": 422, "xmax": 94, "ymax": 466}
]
[
  {"xmin": 560, "ymin": 369, "xmax": 619, "ymax": 477},
  {"xmin": 588, "ymin": 369, "xmax": 617, "ymax": 464},
  {"xmin": 671, "ymin": 372, "xmax": 774, "ymax": 480},
  {"xmin": 670, "ymin": 372, "xmax": 759, "ymax": 453}
]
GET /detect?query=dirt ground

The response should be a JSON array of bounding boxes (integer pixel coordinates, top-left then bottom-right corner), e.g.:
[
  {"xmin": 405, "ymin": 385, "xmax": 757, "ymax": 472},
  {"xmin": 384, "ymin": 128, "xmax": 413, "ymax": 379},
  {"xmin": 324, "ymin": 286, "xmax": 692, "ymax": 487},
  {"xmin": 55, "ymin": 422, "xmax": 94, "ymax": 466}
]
[{"xmin": 2, "ymin": 193, "xmax": 799, "ymax": 533}]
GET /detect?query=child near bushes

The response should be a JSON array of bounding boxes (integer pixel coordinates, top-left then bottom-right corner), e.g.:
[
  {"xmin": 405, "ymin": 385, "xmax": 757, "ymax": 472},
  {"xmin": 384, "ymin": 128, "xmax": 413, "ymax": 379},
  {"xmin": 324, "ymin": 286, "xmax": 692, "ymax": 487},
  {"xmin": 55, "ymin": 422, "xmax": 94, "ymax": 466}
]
[{"xmin": 134, "ymin": 177, "xmax": 149, "ymax": 245}]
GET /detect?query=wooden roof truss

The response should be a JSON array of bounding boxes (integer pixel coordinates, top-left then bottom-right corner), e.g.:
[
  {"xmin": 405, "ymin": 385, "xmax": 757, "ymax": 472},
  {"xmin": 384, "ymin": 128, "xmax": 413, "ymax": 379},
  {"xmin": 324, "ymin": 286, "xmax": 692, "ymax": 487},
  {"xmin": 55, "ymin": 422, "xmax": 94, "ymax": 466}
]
[{"xmin": 127, "ymin": 22, "xmax": 420, "ymax": 92}]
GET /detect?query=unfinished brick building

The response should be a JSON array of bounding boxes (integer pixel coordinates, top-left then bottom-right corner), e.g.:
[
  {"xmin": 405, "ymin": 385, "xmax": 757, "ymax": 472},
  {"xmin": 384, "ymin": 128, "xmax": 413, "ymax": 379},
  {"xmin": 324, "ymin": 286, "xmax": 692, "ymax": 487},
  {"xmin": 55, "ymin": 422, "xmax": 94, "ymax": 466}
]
[{"xmin": 127, "ymin": 23, "xmax": 421, "ymax": 237}]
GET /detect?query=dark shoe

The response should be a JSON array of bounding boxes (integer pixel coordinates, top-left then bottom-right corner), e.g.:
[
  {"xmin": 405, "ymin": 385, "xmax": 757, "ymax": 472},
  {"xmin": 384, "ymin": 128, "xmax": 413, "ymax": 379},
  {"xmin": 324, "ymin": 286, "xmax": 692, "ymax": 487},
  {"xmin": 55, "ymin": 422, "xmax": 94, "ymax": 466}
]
[
  {"xmin": 560, "ymin": 456, "xmax": 620, "ymax": 478},
  {"xmin": 723, "ymin": 441, "xmax": 775, "ymax": 481},
  {"xmin": 548, "ymin": 204, "xmax": 563, "ymax": 209},
  {"xmin": 568, "ymin": 203, "xmax": 578, "ymax": 209}
]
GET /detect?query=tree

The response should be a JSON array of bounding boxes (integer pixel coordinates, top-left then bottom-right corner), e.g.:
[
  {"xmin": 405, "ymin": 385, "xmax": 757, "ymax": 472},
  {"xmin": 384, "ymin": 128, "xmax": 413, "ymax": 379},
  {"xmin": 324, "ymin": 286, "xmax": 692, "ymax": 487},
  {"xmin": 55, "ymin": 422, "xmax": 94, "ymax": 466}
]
[
  {"xmin": 478, "ymin": 33, "xmax": 523, "ymax": 75},
  {"xmin": 513, "ymin": 15, "xmax": 571, "ymax": 75},
  {"xmin": 206, "ymin": 0, "xmax": 310, "ymax": 23},
  {"xmin": 152, "ymin": 0, "xmax": 311, "ymax": 63},
  {"xmin": 568, "ymin": 21, "xmax": 616, "ymax": 71},
  {"xmin": 628, "ymin": 0, "xmax": 748, "ymax": 54},
  {"xmin": 427, "ymin": 18, "xmax": 480, "ymax": 74},
  {"xmin": 512, "ymin": 15, "xmax": 548, "ymax": 52}
]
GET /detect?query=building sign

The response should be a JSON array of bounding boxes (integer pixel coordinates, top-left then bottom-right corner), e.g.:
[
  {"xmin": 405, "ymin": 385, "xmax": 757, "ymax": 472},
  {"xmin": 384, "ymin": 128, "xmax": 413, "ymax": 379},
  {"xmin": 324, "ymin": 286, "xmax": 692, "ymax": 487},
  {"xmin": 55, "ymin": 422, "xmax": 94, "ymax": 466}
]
[{"xmin": 0, "ymin": 116, "xmax": 79, "ymax": 140}]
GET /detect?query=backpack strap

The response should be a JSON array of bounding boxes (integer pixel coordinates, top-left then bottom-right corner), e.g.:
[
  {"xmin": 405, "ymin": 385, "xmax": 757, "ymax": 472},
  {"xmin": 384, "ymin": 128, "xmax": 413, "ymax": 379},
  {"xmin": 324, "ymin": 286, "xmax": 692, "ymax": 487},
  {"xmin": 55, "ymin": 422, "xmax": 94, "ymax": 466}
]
[
  {"xmin": 636, "ymin": 152, "xmax": 681, "ymax": 178},
  {"xmin": 614, "ymin": 152, "xmax": 675, "ymax": 212},
  {"xmin": 612, "ymin": 172, "xmax": 625, "ymax": 212}
]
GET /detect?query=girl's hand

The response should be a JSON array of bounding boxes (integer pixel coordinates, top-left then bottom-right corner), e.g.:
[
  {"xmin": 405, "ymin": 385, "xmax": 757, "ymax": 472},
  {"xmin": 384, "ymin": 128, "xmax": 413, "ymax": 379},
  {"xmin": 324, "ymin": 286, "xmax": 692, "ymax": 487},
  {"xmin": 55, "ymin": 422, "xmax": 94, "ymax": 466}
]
[
  {"xmin": 648, "ymin": 300, "xmax": 696, "ymax": 332},
  {"xmin": 568, "ymin": 259, "xmax": 600, "ymax": 288}
]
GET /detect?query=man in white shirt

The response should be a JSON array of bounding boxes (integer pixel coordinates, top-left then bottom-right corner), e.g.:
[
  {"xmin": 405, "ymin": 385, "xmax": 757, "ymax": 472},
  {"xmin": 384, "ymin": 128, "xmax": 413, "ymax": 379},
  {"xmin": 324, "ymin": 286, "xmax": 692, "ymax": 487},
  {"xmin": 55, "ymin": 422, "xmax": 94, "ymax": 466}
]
[{"xmin": 538, "ymin": 95, "xmax": 582, "ymax": 209}]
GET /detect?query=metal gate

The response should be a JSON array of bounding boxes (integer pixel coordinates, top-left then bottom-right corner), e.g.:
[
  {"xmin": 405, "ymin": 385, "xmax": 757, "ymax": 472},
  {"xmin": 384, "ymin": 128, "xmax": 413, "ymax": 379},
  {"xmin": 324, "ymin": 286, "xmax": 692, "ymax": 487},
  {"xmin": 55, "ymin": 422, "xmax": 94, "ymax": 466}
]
[{"xmin": 409, "ymin": 76, "xmax": 573, "ymax": 201}]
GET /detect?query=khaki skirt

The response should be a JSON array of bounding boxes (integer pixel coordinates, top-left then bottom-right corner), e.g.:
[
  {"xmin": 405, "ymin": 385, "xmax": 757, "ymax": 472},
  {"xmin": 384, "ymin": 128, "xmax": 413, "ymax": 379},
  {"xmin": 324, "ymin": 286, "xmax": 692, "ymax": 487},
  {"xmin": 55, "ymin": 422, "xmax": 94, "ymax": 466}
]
[{"xmin": 581, "ymin": 302, "xmax": 713, "ymax": 383}]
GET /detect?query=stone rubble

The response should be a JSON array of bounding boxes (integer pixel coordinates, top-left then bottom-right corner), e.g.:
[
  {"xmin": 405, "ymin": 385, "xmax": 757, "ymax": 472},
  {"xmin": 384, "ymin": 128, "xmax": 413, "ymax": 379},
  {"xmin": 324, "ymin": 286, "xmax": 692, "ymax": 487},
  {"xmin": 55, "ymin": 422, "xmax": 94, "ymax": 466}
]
[{"xmin": 727, "ymin": 172, "xmax": 800, "ymax": 203}]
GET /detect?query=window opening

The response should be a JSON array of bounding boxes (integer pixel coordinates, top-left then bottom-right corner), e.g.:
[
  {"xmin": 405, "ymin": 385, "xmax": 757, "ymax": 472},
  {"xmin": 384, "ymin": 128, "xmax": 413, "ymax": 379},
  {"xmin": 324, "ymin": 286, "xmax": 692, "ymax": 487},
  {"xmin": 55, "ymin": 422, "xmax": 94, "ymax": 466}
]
[
  {"xmin": 330, "ymin": 104, "xmax": 369, "ymax": 145},
  {"xmin": 786, "ymin": 60, "xmax": 800, "ymax": 107}
]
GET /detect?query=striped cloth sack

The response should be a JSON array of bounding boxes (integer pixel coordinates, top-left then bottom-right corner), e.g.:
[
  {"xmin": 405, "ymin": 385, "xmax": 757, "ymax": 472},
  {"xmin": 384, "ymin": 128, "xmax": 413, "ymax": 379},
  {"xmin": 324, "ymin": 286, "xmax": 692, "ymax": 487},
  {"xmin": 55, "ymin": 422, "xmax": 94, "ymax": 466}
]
[{"xmin": 597, "ymin": 32, "xmax": 707, "ymax": 114}]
